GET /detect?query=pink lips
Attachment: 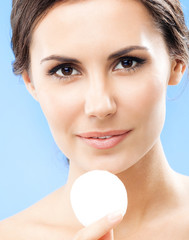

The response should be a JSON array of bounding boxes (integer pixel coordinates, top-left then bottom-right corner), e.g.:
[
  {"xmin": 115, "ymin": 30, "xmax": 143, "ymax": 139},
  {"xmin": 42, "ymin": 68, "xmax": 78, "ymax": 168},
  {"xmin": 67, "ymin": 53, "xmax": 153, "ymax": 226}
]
[{"xmin": 77, "ymin": 130, "xmax": 131, "ymax": 149}]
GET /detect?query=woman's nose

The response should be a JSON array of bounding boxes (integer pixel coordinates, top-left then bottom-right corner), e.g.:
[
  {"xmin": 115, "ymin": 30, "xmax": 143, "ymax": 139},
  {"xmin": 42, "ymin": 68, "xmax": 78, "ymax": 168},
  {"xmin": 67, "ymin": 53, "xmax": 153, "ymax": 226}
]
[{"xmin": 84, "ymin": 83, "xmax": 117, "ymax": 120}]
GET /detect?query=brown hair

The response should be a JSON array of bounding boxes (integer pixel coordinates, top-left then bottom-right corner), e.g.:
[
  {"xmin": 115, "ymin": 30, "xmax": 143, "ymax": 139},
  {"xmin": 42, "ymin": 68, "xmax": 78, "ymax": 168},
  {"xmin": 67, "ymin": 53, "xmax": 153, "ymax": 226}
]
[{"xmin": 11, "ymin": 0, "xmax": 189, "ymax": 75}]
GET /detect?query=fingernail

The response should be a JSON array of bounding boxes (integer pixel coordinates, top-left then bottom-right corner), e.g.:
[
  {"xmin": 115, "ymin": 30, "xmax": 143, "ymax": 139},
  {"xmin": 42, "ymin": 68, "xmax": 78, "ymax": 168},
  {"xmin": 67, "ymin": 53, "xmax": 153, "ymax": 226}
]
[{"xmin": 107, "ymin": 210, "xmax": 123, "ymax": 223}]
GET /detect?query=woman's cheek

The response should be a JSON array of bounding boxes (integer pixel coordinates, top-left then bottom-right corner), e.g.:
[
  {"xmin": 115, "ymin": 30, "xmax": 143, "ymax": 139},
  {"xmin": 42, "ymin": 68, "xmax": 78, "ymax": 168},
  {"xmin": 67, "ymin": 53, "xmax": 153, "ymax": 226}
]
[
  {"xmin": 134, "ymin": 74, "xmax": 167, "ymax": 139},
  {"xmin": 140, "ymin": 76, "xmax": 166, "ymax": 113},
  {"xmin": 119, "ymin": 71, "xmax": 166, "ymax": 118},
  {"xmin": 37, "ymin": 84, "xmax": 83, "ymax": 136},
  {"xmin": 116, "ymin": 72, "xmax": 167, "ymax": 142}
]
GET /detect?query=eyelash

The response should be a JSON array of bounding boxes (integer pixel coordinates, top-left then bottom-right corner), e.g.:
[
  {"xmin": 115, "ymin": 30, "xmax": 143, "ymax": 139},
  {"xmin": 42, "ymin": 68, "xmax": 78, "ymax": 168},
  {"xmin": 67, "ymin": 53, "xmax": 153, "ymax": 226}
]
[
  {"xmin": 47, "ymin": 56, "xmax": 146, "ymax": 81},
  {"xmin": 113, "ymin": 56, "xmax": 146, "ymax": 73}
]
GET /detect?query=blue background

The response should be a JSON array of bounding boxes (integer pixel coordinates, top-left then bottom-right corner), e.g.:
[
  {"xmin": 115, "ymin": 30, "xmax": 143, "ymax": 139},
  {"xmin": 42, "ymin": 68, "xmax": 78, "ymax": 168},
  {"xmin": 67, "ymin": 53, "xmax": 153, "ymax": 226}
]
[{"xmin": 0, "ymin": 0, "xmax": 189, "ymax": 220}]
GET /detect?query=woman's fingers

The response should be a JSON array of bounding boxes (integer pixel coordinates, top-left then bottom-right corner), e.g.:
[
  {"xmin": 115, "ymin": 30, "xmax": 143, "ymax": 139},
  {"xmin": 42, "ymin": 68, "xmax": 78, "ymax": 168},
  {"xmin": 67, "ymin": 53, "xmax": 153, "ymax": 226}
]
[
  {"xmin": 73, "ymin": 211, "xmax": 123, "ymax": 240},
  {"xmin": 99, "ymin": 230, "xmax": 113, "ymax": 240}
]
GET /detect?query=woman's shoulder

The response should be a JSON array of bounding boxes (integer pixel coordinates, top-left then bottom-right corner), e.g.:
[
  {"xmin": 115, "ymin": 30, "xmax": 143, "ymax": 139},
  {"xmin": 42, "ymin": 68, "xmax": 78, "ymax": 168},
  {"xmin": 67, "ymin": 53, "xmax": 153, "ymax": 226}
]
[
  {"xmin": 0, "ymin": 186, "xmax": 77, "ymax": 240},
  {"xmin": 0, "ymin": 213, "xmax": 71, "ymax": 240},
  {"xmin": 171, "ymin": 173, "xmax": 189, "ymax": 237},
  {"xmin": 0, "ymin": 187, "xmax": 67, "ymax": 239},
  {"xmin": 177, "ymin": 172, "xmax": 189, "ymax": 195},
  {"xmin": 0, "ymin": 210, "xmax": 35, "ymax": 240},
  {"xmin": 0, "ymin": 207, "xmax": 67, "ymax": 240},
  {"xmin": 0, "ymin": 195, "xmax": 52, "ymax": 239}
]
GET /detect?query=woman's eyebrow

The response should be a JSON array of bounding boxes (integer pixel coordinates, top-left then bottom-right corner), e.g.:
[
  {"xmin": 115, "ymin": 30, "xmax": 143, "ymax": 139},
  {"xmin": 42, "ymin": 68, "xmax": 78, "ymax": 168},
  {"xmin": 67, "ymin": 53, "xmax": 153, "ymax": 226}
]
[
  {"xmin": 40, "ymin": 55, "xmax": 81, "ymax": 65},
  {"xmin": 107, "ymin": 45, "xmax": 148, "ymax": 61},
  {"xmin": 40, "ymin": 46, "xmax": 148, "ymax": 64}
]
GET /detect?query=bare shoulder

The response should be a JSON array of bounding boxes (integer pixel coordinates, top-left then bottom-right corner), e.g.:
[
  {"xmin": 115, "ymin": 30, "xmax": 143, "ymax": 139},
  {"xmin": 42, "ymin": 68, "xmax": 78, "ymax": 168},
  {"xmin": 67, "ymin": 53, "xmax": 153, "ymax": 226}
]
[
  {"xmin": 175, "ymin": 173, "xmax": 189, "ymax": 237},
  {"xmin": 0, "ymin": 197, "xmax": 50, "ymax": 240},
  {"xmin": 0, "ymin": 213, "xmax": 28, "ymax": 240},
  {"xmin": 0, "ymin": 213, "xmax": 68, "ymax": 240},
  {"xmin": 0, "ymin": 187, "xmax": 66, "ymax": 240},
  {"xmin": 177, "ymin": 172, "xmax": 189, "ymax": 197},
  {"xmin": 0, "ymin": 186, "xmax": 76, "ymax": 240}
]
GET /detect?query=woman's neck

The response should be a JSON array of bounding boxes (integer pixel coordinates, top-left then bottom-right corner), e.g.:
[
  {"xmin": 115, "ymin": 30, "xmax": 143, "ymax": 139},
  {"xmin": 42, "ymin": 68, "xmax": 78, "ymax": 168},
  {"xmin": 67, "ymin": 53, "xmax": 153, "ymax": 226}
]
[{"xmin": 115, "ymin": 140, "xmax": 182, "ymax": 235}]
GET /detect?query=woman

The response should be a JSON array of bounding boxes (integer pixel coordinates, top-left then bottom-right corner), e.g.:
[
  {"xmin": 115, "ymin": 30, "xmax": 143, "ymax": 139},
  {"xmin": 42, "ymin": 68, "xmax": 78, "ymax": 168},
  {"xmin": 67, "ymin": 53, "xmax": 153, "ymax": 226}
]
[{"xmin": 1, "ymin": 0, "xmax": 189, "ymax": 239}]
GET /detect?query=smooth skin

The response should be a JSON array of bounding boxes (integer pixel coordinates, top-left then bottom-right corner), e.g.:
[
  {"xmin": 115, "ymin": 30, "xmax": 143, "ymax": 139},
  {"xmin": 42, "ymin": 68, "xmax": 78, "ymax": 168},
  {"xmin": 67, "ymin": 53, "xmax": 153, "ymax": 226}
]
[{"xmin": 1, "ymin": 0, "xmax": 189, "ymax": 239}]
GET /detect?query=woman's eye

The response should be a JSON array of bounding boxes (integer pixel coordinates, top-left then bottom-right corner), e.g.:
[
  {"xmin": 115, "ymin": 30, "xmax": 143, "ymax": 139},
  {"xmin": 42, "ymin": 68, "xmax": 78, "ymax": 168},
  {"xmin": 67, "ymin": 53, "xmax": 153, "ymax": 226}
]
[
  {"xmin": 48, "ymin": 64, "xmax": 80, "ymax": 79},
  {"xmin": 56, "ymin": 66, "xmax": 79, "ymax": 77},
  {"xmin": 114, "ymin": 57, "xmax": 145, "ymax": 72}
]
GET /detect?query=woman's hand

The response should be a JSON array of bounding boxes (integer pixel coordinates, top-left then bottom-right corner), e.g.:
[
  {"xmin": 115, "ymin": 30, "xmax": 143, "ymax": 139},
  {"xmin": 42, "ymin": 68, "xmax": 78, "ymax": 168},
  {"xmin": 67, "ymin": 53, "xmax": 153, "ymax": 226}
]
[{"xmin": 73, "ymin": 211, "xmax": 123, "ymax": 240}]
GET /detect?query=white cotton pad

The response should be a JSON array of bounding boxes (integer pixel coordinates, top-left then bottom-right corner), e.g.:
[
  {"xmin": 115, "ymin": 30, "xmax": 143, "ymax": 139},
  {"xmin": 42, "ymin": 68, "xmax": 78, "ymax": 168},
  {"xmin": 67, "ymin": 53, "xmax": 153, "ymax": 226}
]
[{"xmin": 70, "ymin": 170, "xmax": 127, "ymax": 226}]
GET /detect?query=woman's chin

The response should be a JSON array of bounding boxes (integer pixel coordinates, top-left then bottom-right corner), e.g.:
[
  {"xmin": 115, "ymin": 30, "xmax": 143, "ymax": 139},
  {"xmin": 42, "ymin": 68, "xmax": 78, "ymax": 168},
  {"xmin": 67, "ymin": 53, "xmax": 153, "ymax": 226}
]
[{"xmin": 71, "ymin": 155, "xmax": 135, "ymax": 176}]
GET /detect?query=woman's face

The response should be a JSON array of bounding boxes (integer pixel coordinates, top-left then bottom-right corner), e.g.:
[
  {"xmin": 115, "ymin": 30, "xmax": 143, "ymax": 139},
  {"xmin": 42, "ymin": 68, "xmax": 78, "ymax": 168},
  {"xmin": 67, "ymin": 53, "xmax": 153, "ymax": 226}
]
[{"xmin": 28, "ymin": 0, "xmax": 176, "ymax": 174}]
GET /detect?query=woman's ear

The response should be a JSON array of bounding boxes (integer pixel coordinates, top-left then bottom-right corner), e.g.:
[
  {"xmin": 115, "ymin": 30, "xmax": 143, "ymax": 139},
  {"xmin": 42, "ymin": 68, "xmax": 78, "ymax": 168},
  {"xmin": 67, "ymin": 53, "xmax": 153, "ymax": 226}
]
[
  {"xmin": 22, "ymin": 71, "xmax": 38, "ymax": 101},
  {"xmin": 168, "ymin": 60, "xmax": 186, "ymax": 86}
]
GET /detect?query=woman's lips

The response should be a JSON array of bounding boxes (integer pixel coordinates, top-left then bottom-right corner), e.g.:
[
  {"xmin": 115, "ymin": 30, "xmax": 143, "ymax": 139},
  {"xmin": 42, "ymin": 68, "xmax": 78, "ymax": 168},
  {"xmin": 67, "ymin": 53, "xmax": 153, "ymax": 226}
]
[{"xmin": 77, "ymin": 130, "xmax": 132, "ymax": 149}]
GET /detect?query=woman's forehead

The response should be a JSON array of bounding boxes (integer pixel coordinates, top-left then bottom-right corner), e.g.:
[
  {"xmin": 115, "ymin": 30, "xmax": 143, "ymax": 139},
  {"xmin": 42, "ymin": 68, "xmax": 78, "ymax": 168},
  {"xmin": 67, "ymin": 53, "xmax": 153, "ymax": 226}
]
[
  {"xmin": 32, "ymin": 0, "xmax": 154, "ymax": 39},
  {"xmin": 30, "ymin": 0, "xmax": 164, "ymax": 60}
]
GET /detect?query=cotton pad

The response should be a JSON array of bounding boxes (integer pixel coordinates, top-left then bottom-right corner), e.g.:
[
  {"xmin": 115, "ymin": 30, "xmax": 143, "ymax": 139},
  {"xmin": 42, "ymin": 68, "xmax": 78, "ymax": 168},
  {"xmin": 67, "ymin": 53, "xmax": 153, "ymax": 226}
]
[{"xmin": 70, "ymin": 170, "xmax": 127, "ymax": 226}]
